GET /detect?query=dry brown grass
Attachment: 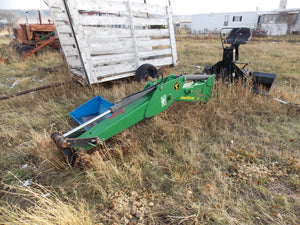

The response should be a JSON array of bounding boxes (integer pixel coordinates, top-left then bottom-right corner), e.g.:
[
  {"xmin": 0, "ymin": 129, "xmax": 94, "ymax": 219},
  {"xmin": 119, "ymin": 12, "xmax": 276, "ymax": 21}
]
[
  {"xmin": 0, "ymin": 30, "xmax": 11, "ymax": 45},
  {"xmin": 0, "ymin": 181, "xmax": 97, "ymax": 224},
  {"xmin": 0, "ymin": 34, "xmax": 299, "ymax": 224}
]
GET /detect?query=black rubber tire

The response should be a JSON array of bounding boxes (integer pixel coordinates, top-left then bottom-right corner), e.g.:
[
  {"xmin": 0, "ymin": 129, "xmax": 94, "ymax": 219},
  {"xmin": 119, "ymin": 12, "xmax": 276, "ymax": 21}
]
[
  {"xmin": 135, "ymin": 64, "xmax": 158, "ymax": 82},
  {"xmin": 13, "ymin": 44, "xmax": 21, "ymax": 52},
  {"xmin": 19, "ymin": 45, "xmax": 38, "ymax": 57}
]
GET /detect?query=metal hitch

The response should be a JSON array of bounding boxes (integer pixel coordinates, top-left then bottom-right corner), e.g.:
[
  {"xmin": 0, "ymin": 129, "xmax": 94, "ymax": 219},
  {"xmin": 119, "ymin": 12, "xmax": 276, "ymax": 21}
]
[{"xmin": 203, "ymin": 27, "xmax": 277, "ymax": 93}]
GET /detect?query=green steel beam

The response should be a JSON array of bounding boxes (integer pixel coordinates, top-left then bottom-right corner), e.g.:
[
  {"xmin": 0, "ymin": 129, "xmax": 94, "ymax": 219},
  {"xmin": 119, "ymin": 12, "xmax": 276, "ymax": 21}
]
[{"xmin": 78, "ymin": 75, "xmax": 214, "ymax": 150}]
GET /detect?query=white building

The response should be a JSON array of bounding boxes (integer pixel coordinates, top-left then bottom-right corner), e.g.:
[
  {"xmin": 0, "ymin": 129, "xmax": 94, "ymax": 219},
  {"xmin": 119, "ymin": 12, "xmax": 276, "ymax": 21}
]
[
  {"xmin": 173, "ymin": 16, "xmax": 192, "ymax": 33},
  {"xmin": 192, "ymin": 12, "xmax": 258, "ymax": 34},
  {"xmin": 191, "ymin": 9, "xmax": 300, "ymax": 36}
]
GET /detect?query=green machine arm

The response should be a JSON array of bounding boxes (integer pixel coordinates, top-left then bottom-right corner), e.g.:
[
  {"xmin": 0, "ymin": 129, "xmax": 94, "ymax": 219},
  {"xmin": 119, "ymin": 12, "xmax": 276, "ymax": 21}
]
[{"xmin": 51, "ymin": 74, "xmax": 214, "ymax": 165}]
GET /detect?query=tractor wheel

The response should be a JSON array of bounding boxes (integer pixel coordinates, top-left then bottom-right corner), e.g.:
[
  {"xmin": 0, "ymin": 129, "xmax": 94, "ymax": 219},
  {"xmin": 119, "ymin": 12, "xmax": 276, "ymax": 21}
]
[
  {"xmin": 13, "ymin": 44, "xmax": 21, "ymax": 52},
  {"xmin": 19, "ymin": 45, "xmax": 38, "ymax": 57},
  {"xmin": 135, "ymin": 64, "xmax": 158, "ymax": 82}
]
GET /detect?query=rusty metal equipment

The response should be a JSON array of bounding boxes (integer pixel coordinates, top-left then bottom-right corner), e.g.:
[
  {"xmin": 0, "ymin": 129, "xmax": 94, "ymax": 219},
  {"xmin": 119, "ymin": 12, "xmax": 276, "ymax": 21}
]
[{"xmin": 12, "ymin": 11, "xmax": 59, "ymax": 59}]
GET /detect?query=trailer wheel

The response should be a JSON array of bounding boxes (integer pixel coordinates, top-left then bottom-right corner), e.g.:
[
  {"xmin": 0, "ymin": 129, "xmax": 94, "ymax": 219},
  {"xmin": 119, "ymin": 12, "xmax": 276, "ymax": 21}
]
[
  {"xmin": 135, "ymin": 64, "xmax": 158, "ymax": 82},
  {"xmin": 19, "ymin": 45, "xmax": 38, "ymax": 57}
]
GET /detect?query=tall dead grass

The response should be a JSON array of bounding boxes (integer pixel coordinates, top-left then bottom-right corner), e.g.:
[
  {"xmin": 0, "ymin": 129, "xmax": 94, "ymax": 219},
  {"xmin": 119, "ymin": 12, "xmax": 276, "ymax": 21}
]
[
  {"xmin": 0, "ymin": 35, "xmax": 299, "ymax": 224},
  {"xmin": 0, "ymin": 181, "xmax": 96, "ymax": 224}
]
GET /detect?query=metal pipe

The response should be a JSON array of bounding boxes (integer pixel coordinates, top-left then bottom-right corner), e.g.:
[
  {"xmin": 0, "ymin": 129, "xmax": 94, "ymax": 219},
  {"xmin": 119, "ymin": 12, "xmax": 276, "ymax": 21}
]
[
  {"xmin": 38, "ymin": 10, "xmax": 42, "ymax": 24},
  {"xmin": 0, "ymin": 82, "xmax": 64, "ymax": 101},
  {"xmin": 25, "ymin": 11, "xmax": 29, "ymax": 24},
  {"xmin": 62, "ymin": 110, "xmax": 111, "ymax": 138}
]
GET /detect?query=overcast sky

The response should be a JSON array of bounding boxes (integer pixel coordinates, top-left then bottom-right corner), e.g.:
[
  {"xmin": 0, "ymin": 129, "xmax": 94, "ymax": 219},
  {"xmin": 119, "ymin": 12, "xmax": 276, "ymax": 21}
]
[{"xmin": 0, "ymin": 0, "xmax": 299, "ymax": 14}]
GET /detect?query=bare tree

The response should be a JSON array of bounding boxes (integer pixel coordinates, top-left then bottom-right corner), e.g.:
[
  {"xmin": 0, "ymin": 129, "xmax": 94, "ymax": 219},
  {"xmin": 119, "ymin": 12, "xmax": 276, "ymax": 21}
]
[{"xmin": 0, "ymin": 10, "xmax": 20, "ymax": 26}]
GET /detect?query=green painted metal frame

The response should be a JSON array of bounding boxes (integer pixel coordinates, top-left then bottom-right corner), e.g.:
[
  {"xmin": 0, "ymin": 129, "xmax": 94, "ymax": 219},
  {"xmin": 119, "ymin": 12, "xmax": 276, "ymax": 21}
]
[
  {"xmin": 79, "ymin": 75, "xmax": 214, "ymax": 149},
  {"xmin": 52, "ymin": 74, "xmax": 214, "ymax": 164}
]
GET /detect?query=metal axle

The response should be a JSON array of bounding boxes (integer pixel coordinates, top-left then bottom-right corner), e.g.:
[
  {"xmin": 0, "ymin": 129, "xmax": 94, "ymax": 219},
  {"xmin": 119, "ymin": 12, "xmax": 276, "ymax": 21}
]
[{"xmin": 63, "ymin": 110, "xmax": 111, "ymax": 138}]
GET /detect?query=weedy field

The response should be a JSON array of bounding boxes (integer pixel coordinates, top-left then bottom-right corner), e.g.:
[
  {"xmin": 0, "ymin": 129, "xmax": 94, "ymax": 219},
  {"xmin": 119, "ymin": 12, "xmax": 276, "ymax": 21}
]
[{"xmin": 0, "ymin": 33, "xmax": 299, "ymax": 224}]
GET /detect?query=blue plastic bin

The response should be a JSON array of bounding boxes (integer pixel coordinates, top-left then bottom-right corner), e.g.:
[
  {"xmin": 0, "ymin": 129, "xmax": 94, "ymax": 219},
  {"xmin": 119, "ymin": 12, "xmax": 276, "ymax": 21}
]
[{"xmin": 69, "ymin": 95, "xmax": 113, "ymax": 130}]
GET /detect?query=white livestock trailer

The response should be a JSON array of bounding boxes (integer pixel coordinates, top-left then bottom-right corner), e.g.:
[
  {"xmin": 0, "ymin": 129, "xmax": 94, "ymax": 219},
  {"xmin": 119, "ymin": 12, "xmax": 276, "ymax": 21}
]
[{"xmin": 47, "ymin": 0, "xmax": 177, "ymax": 86}]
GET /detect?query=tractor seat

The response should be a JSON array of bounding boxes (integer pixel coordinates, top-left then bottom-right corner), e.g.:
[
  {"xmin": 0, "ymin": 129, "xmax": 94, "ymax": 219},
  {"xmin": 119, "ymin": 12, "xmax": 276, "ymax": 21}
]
[{"xmin": 225, "ymin": 28, "xmax": 251, "ymax": 45}]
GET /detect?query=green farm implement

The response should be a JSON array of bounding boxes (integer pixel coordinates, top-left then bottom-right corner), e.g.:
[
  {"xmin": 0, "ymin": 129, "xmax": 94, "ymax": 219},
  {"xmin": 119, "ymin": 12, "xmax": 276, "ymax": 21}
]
[
  {"xmin": 52, "ymin": 74, "xmax": 215, "ymax": 166},
  {"xmin": 52, "ymin": 27, "xmax": 280, "ymax": 166}
]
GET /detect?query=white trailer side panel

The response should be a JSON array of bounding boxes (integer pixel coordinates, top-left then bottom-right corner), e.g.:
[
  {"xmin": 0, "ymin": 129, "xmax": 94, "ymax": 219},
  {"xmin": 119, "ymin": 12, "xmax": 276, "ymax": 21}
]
[{"xmin": 48, "ymin": 0, "xmax": 177, "ymax": 85}]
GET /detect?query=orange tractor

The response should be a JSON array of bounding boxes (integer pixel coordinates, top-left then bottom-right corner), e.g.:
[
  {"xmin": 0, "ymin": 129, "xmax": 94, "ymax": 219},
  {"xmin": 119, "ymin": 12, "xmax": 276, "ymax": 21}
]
[{"xmin": 13, "ymin": 11, "xmax": 59, "ymax": 59}]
